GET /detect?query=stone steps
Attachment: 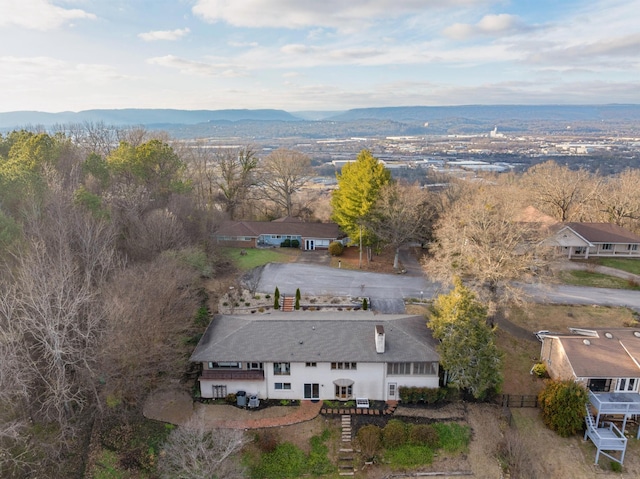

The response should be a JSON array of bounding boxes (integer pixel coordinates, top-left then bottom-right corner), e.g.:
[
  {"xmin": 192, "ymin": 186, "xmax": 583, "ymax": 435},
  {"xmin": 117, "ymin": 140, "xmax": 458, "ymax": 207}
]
[{"xmin": 338, "ymin": 414, "xmax": 355, "ymax": 475}]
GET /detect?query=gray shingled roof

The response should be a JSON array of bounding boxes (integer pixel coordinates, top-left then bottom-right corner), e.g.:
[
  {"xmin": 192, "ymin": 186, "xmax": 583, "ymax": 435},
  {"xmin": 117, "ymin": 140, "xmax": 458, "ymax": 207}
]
[
  {"xmin": 215, "ymin": 219, "xmax": 343, "ymax": 239},
  {"xmin": 563, "ymin": 222, "xmax": 640, "ymax": 244},
  {"xmin": 190, "ymin": 312, "xmax": 439, "ymax": 363}
]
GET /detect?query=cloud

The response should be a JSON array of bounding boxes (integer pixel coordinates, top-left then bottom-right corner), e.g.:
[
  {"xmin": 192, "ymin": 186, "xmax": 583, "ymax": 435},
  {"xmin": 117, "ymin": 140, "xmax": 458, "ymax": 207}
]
[
  {"xmin": 192, "ymin": 0, "xmax": 484, "ymax": 30},
  {"xmin": 138, "ymin": 27, "xmax": 191, "ymax": 42},
  {"xmin": 444, "ymin": 14, "xmax": 527, "ymax": 40},
  {"xmin": 147, "ymin": 55, "xmax": 244, "ymax": 77},
  {"xmin": 0, "ymin": 0, "xmax": 96, "ymax": 30}
]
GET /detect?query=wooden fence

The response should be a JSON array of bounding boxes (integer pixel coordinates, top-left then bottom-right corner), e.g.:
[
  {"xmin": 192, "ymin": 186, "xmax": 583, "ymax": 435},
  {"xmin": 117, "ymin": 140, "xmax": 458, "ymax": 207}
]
[{"xmin": 498, "ymin": 394, "xmax": 538, "ymax": 408}]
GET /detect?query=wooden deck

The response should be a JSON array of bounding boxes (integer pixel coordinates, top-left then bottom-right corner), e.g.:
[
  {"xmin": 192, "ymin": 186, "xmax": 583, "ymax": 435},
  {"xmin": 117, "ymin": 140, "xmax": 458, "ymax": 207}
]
[{"xmin": 588, "ymin": 390, "xmax": 640, "ymax": 438}]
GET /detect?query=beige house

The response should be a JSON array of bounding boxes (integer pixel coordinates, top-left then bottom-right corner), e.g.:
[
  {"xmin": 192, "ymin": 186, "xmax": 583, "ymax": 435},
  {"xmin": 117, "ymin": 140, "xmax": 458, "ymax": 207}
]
[
  {"xmin": 544, "ymin": 222, "xmax": 640, "ymax": 259},
  {"xmin": 540, "ymin": 328, "xmax": 640, "ymax": 456}
]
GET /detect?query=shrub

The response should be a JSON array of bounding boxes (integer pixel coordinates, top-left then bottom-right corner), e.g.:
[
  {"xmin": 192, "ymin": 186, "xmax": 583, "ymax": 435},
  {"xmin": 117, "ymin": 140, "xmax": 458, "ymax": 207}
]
[
  {"xmin": 383, "ymin": 419, "xmax": 408, "ymax": 449},
  {"xmin": 225, "ymin": 393, "xmax": 237, "ymax": 405},
  {"xmin": 281, "ymin": 238, "xmax": 291, "ymax": 247},
  {"xmin": 328, "ymin": 241, "xmax": 344, "ymax": 256},
  {"xmin": 295, "ymin": 288, "xmax": 301, "ymax": 310},
  {"xmin": 356, "ymin": 425, "xmax": 382, "ymax": 461},
  {"xmin": 531, "ymin": 362, "xmax": 548, "ymax": 378},
  {"xmin": 409, "ymin": 424, "xmax": 439, "ymax": 447},
  {"xmin": 538, "ymin": 379, "xmax": 589, "ymax": 437},
  {"xmin": 274, "ymin": 287, "xmax": 280, "ymax": 309},
  {"xmin": 362, "ymin": 298, "xmax": 368, "ymax": 310},
  {"xmin": 255, "ymin": 429, "xmax": 280, "ymax": 453},
  {"xmin": 291, "ymin": 239, "xmax": 300, "ymax": 248},
  {"xmin": 193, "ymin": 306, "xmax": 210, "ymax": 327}
]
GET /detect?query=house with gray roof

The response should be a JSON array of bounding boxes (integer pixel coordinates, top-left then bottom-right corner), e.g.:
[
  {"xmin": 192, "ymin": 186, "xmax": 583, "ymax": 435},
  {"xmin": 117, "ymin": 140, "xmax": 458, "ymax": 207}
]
[
  {"xmin": 544, "ymin": 222, "xmax": 640, "ymax": 259},
  {"xmin": 214, "ymin": 216, "xmax": 345, "ymax": 250},
  {"xmin": 190, "ymin": 311, "xmax": 439, "ymax": 402}
]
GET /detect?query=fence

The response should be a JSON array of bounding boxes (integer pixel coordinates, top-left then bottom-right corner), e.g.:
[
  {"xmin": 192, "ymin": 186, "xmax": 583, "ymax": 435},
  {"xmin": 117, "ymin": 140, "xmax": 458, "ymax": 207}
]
[{"xmin": 499, "ymin": 394, "xmax": 539, "ymax": 408}]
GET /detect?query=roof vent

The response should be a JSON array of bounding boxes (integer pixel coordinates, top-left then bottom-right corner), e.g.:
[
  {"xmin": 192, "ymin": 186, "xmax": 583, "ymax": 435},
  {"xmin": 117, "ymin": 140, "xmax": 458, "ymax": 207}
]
[
  {"xmin": 583, "ymin": 339, "xmax": 591, "ymax": 346},
  {"xmin": 605, "ymin": 332, "xmax": 613, "ymax": 339},
  {"xmin": 375, "ymin": 325, "xmax": 385, "ymax": 353}
]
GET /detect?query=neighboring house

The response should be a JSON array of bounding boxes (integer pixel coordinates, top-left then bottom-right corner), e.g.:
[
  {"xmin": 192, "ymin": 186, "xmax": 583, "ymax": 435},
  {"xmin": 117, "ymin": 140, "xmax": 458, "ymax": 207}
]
[
  {"xmin": 540, "ymin": 327, "xmax": 640, "ymax": 449},
  {"xmin": 544, "ymin": 222, "xmax": 640, "ymax": 259},
  {"xmin": 540, "ymin": 328, "xmax": 640, "ymax": 392},
  {"xmin": 214, "ymin": 216, "xmax": 345, "ymax": 250},
  {"xmin": 190, "ymin": 312, "xmax": 440, "ymax": 402}
]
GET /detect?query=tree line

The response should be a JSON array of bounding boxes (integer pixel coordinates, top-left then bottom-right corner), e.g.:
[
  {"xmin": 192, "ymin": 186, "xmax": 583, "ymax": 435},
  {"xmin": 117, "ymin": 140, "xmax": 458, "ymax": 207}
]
[{"xmin": 2, "ymin": 123, "xmax": 640, "ymax": 476}]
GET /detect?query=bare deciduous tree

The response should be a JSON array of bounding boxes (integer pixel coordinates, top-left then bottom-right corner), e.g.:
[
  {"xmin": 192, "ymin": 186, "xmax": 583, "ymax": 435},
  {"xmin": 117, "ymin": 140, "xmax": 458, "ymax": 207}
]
[
  {"xmin": 366, "ymin": 183, "xmax": 436, "ymax": 269},
  {"xmin": 158, "ymin": 414, "xmax": 246, "ymax": 479},
  {"xmin": 596, "ymin": 168, "xmax": 640, "ymax": 232},
  {"xmin": 100, "ymin": 255, "xmax": 199, "ymax": 404},
  {"xmin": 258, "ymin": 148, "xmax": 311, "ymax": 217},
  {"xmin": 424, "ymin": 182, "xmax": 554, "ymax": 310},
  {"xmin": 521, "ymin": 160, "xmax": 600, "ymax": 222}
]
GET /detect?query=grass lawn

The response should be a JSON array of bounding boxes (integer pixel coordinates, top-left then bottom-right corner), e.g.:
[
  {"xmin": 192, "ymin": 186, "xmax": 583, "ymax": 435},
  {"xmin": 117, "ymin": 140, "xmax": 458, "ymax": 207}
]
[
  {"xmin": 223, "ymin": 247, "xmax": 300, "ymax": 270},
  {"xmin": 594, "ymin": 257, "xmax": 640, "ymax": 275},
  {"xmin": 558, "ymin": 270, "xmax": 640, "ymax": 290}
]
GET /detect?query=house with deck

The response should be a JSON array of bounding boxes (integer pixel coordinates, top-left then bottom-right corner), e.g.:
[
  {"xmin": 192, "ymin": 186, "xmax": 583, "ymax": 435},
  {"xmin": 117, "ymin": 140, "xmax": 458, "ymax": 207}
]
[
  {"xmin": 544, "ymin": 222, "xmax": 640, "ymax": 259},
  {"xmin": 190, "ymin": 312, "xmax": 440, "ymax": 402},
  {"xmin": 540, "ymin": 328, "xmax": 640, "ymax": 464},
  {"xmin": 214, "ymin": 216, "xmax": 345, "ymax": 250}
]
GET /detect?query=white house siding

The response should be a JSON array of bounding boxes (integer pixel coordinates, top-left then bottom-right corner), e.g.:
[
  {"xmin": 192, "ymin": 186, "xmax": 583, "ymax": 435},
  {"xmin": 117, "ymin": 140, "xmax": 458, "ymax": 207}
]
[
  {"xmin": 199, "ymin": 361, "xmax": 439, "ymax": 401},
  {"xmin": 199, "ymin": 378, "xmax": 267, "ymax": 399}
]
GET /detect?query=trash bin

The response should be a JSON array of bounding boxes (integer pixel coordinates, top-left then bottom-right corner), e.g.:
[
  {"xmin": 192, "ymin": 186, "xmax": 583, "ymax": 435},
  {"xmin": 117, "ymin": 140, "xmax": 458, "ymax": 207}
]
[
  {"xmin": 236, "ymin": 390, "xmax": 247, "ymax": 407},
  {"xmin": 248, "ymin": 395, "xmax": 260, "ymax": 408}
]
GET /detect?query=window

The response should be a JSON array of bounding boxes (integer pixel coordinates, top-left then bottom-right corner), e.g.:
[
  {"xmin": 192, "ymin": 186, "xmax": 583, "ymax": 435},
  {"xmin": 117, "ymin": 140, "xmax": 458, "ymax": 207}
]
[
  {"xmin": 331, "ymin": 362, "xmax": 357, "ymax": 370},
  {"xmin": 602, "ymin": 243, "xmax": 613, "ymax": 251},
  {"xmin": 412, "ymin": 362, "xmax": 438, "ymax": 375},
  {"xmin": 212, "ymin": 385, "xmax": 227, "ymax": 398},
  {"xmin": 387, "ymin": 362, "xmax": 411, "ymax": 375},
  {"xmin": 304, "ymin": 383, "xmax": 320, "ymax": 399},
  {"xmin": 305, "ymin": 362, "xmax": 317, "ymax": 367},
  {"xmin": 210, "ymin": 362, "xmax": 240, "ymax": 369},
  {"xmin": 246, "ymin": 362, "xmax": 263, "ymax": 370},
  {"xmin": 274, "ymin": 362, "xmax": 290, "ymax": 375},
  {"xmin": 275, "ymin": 383, "xmax": 291, "ymax": 390},
  {"xmin": 616, "ymin": 378, "xmax": 638, "ymax": 392},
  {"xmin": 335, "ymin": 384, "xmax": 353, "ymax": 399},
  {"xmin": 628, "ymin": 244, "xmax": 638, "ymax": 251}
]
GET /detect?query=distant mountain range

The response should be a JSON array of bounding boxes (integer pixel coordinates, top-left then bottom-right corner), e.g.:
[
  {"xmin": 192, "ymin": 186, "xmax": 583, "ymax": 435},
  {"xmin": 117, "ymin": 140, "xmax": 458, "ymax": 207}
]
[{"xmin": 1, "ymin": 105, "xmax": 639, "ymax": 136}]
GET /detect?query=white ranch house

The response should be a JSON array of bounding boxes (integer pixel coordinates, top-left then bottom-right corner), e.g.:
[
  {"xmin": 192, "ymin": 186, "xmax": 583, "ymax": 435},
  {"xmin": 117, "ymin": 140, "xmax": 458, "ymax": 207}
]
[
  {"xmin": 190, "ymin": 312, "xmax": 440, "ymax": 402},
  {"xmin": 545, "ymin": 222, "xmax": 640, "ymax": 259}
]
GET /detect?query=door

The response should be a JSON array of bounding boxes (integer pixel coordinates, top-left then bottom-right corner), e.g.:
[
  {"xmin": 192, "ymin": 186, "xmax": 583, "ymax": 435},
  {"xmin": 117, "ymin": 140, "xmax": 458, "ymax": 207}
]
[
  {"xmin": 304, "ymin": 383, "xmax": 320, "ymax": 399},
  {"xmin": 305, "ymin": 239, "xmax": 315, "ymax": 250},
  {"xmin": 388, "ymin": 383, "xmax": 398, "ymax": 400}
]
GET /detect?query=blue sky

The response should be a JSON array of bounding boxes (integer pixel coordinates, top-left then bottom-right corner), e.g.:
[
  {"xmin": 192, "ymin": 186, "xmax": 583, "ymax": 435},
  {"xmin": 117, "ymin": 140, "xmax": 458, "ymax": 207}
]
[{"xmin": 0, "ymin": 0, "xmax": 638, "ymax": 112}]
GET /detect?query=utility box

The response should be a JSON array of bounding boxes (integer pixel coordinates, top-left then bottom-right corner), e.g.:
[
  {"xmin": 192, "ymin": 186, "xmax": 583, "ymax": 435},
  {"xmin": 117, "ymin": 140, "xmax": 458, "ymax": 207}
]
[
  {"xmin": 248, "ymin": 395, "xmax": 260, "ymax": 408},
  {"xmin": 236, "ymin": 390, "xmax": 247, "ymax": 407}
]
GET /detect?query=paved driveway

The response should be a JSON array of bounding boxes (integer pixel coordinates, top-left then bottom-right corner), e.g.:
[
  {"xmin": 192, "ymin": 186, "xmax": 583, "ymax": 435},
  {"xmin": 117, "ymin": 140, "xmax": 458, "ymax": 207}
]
[{"xmin": 256, "ymin": 263, "xmax": 440, "ymax": 313}]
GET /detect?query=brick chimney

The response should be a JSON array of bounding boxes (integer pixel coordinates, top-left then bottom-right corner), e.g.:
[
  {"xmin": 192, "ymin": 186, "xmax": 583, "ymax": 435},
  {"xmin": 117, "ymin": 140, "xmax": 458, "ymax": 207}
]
[{"xmin": 375, "ymin": 325, "xmax": 385, "ymax": 353}]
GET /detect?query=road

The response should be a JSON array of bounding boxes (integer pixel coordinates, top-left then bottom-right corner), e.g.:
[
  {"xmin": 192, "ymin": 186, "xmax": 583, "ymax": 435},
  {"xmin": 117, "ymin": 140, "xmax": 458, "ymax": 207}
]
[{"xmin": 255, "ymin": 263, "xmax": 640, "ymax": 313}]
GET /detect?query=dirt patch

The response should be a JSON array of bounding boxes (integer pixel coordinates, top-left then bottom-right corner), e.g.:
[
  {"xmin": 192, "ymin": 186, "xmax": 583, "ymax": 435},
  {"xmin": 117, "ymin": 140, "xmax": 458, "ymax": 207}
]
[
  {"xmin": 331, "ymin": 246, "xmax": 399, "ymax": 274},
  {"xmin": 142, "ymin": 388, "xmax": 193, "ymax": 426}
]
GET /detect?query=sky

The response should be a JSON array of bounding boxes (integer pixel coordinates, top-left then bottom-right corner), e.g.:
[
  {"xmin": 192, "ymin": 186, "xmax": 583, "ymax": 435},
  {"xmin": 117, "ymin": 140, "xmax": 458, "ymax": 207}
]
[{"xmin": 0, "ymin": 0, "xmax": 639, "ymax": 113}]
